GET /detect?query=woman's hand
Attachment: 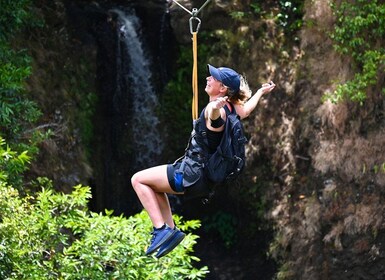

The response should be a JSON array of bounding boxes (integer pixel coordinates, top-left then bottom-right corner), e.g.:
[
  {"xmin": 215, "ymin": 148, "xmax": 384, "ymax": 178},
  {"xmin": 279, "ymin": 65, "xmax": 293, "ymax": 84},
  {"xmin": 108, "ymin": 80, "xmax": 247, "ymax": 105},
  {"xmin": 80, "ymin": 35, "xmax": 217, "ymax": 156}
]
[
  {"xmin": 259, "ymin": 81, "xmax": 276, "ymax": 95},
  {"xmin": 206, "ymin": 96, "xmax": 228, "ymax": 122},
  {"xmin": 211, "ymin": 96, "xmax": 229, "ymax": 110}
]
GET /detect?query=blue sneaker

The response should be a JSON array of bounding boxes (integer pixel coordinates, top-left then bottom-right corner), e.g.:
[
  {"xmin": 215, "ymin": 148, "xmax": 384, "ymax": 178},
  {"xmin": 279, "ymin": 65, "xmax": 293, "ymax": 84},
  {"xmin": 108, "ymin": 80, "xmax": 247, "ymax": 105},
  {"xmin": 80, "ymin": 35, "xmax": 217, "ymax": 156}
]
[
  {"xmin": 155, "ymin": 228, "xmax": 186, "ymax": 258},
  {"xmin": 145, "ymin": 224, "xmax": 175, "ymax": 255}
]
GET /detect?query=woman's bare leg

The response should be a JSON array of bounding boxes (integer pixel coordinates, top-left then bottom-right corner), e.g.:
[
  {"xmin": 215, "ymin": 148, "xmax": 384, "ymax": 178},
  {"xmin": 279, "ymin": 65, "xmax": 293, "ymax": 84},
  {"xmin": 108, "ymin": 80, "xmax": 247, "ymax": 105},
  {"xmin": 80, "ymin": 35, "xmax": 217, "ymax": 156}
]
[
  {"xmin": 154, "ymin": 192, "xmax": 175, "ymax": 228},
  {"xmin": 131, "ymin": 165, "xmax": 180, "ymax": 228}
]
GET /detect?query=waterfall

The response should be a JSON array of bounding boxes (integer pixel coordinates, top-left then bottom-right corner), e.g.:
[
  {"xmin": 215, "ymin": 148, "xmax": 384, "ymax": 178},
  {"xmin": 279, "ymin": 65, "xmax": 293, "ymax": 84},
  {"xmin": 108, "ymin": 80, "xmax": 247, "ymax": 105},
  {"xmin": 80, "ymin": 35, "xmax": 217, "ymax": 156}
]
[
  {"xmin": 83, "ymin": 3, "xmax": 173, "ymax": 215},
  {"xmin": 113, "ymin": 9, "xmax": 163, "ymax": 169}
]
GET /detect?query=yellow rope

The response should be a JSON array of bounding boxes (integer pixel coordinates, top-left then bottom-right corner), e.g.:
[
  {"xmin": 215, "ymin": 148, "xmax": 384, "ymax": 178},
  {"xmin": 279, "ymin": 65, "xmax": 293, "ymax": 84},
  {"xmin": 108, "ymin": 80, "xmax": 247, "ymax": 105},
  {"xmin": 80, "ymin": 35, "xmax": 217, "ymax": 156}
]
[{"xmin": 192, "ymin": 31, "xmax": 198, "ymax": 120}]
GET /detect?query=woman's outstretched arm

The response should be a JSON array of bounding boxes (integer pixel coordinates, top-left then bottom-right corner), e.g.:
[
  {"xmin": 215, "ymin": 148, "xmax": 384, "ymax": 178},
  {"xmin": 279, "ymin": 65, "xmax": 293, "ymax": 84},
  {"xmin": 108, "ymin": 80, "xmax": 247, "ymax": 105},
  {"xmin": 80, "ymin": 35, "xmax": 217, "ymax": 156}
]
[{"xmin": 235, "ymin": 81, "xmax": 275, "ymax": 119}]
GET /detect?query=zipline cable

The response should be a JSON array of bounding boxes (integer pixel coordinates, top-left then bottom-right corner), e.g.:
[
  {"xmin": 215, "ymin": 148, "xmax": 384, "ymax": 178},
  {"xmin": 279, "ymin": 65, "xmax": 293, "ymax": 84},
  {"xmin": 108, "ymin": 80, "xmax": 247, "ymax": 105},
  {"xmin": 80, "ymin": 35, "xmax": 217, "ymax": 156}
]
[{"xmin": 172, "ymin": 0, "xmax": 211, "ymax": 120}]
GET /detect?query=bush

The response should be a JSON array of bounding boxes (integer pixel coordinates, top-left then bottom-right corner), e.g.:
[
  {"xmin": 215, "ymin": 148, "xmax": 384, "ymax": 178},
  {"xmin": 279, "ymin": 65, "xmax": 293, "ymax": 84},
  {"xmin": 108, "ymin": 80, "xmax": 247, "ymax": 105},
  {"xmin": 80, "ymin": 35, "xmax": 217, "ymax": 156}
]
[
  {"xmin": 0, "ymin": 0, "xmax": 36, "ymax": 131},
  {"xmin": 0, "ymin": 136, "xmax": 31, "ymax": 188},
  {"xmin": 0, "ymin": 142, "xmax": 208, "ymax": 279},
  {"xmin": 0, "ymin": 182, "xmax": 209, "ymax": 279}
]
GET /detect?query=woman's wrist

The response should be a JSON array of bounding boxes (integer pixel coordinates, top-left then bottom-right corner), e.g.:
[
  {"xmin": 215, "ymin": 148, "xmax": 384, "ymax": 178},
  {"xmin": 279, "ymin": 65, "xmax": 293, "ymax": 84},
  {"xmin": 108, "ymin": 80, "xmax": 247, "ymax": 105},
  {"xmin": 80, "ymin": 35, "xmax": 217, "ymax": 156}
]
[{"xmin": 210, "ymin": 116, "xmax": 225, "ymax": 128}]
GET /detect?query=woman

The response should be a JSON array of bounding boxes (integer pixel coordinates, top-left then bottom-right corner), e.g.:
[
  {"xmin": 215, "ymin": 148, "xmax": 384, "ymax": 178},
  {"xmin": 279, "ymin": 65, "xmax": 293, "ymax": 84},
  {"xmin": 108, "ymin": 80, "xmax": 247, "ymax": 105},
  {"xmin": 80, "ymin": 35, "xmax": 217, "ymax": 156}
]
[{"xmin": 131, "ymin": 64, "xmax": 275, "ymax": 258}]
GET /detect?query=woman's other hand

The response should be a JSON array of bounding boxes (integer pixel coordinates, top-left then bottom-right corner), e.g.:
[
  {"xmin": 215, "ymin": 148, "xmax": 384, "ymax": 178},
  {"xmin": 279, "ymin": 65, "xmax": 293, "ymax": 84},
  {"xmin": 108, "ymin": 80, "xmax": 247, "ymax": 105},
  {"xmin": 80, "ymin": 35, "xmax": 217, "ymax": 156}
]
[{"xmin": 259, "ymin": 81, "xmax": 276, "ymax": 95}]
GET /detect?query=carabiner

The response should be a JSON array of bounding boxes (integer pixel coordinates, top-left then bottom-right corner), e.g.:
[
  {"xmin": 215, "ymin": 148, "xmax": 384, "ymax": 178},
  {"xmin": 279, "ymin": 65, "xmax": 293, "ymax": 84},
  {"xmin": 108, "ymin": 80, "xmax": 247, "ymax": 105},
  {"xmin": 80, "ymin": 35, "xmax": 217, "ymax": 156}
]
[{"xmin": 189, "ymin": 16, "xmax": 201, "ymax": 34}]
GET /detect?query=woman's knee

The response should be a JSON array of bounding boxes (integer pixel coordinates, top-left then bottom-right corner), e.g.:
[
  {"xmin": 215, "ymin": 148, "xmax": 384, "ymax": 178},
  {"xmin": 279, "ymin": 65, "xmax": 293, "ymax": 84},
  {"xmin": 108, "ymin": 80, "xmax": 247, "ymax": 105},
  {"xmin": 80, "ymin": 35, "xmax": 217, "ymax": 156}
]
[
  {"xmin": 131, "ymin": 171, "xmax": 142, "ymax": 190},
  {"xmin": 131, "ymin": 168, "xmax": 141, "ymax": 190},
  {"xmin": 131, "ymin": 169, "xmax": 153, "ymax": 189}
]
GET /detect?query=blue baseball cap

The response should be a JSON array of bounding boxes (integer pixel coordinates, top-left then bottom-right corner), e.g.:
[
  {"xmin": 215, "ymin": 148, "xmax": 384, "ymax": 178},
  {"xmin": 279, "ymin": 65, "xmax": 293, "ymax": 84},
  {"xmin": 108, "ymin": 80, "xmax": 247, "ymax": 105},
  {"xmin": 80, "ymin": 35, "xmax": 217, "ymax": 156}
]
[{"xmin": 207, "ymin": 64, "xmax": 240, "ymax": 93}]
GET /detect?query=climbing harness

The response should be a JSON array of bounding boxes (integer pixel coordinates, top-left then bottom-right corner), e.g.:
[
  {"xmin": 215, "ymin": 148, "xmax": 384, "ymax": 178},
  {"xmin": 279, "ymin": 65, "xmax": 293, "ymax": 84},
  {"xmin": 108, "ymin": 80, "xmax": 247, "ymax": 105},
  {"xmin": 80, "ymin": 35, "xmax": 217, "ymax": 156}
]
[{"xmin": 171, "ymin": 0, "xmax": 211, "ymax": 120}]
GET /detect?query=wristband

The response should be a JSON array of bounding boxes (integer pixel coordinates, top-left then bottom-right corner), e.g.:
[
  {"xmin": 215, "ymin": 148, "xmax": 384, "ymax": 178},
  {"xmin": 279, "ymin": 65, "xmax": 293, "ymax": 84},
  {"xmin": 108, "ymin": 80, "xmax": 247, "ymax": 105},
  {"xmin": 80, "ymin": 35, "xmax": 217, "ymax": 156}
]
[{"xmin": 210, "ymin": 116, "xmax": 225, "ymax": 128}]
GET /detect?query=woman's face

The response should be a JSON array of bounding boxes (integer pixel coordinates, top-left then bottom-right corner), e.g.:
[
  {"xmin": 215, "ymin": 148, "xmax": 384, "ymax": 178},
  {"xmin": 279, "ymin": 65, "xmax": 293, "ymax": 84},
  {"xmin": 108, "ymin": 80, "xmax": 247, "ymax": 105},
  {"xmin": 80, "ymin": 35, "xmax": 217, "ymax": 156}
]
[{"xmin": 205, "ymin": 76, "xmax": 225, "ymax": 96}]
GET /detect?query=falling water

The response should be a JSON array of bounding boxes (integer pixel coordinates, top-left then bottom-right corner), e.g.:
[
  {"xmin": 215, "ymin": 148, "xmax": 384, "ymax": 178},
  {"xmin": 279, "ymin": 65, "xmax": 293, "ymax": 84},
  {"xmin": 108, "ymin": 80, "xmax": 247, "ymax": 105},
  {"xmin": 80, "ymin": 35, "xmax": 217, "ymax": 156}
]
[{"xmin": 114, "ymin": 9, "xmax": 163, "ymax": 169}]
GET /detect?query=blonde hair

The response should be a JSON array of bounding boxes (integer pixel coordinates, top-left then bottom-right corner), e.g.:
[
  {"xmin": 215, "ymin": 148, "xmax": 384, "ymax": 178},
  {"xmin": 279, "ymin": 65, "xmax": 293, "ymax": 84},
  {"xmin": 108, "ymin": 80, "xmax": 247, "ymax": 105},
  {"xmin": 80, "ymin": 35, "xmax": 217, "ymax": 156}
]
[{"xmin": 227, "ymin": 75, "xmax": 252, "ymax": 105}]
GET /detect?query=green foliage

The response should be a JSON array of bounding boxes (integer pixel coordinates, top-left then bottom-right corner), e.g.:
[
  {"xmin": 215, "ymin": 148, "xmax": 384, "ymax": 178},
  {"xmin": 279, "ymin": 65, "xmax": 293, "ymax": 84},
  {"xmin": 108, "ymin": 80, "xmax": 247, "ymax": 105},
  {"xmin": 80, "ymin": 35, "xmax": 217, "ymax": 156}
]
[
  {"xmin": 275, "ymin": 262, "xmax": 295, "ymax": 280},
  {"xmin": 250, "ymin": 3, "xmax": 262, "ymax": 16},
  {"xmin": 328, "ymin": 0, "xmax": 385, "ymax": 103},
  {"xmin": 0, "ymin": 182, "xmax": 209, "ymax": 279},
  {"xmin": 204, "ymin": 211, "xmax": 237, "ymax": 249},
  {"xmin": 0, "ymin": 46, "xmax": 31, "ymax": 92},
  {"xmin": 0, "ymin": 42, "xmax": 40, "ymax": 140},
  {"xmin": 0, "ymin": 0, "xmax": 33, "ymax": 94},
  {"xmin": 229, "ymin": 11, "xmax": 247, "ymax": 21},
  {"xmin": 0, "ymin": 91, "xmax": 42, "ymax": 138},
  {"xmin": 0, "ymin": 0, "xmax": 45, "ymax": 160},
  {"xmin": 0, "ymin": 136, "xmax": 31, "ymax": 186},
  {"xmin": 0, "ymin": 0, "xmax": 33, "ymax": 40},
  {"xmin": 0, "ymin": 0, "xmax": 34, "ymax": 121},
  {"xmin": 277, "ymin": 0, "xmax": 303, "ymax": 35},
  {"xmin": 160, "ymin": 46, "xmax": 194, "ymax": 155},
  {"xmin": 75, "ymin": 90, "xmax": 98, "ymax": 158},
  {"xmin": 0, "ymin": 144, "xmax": 208, "ymax": 278}
]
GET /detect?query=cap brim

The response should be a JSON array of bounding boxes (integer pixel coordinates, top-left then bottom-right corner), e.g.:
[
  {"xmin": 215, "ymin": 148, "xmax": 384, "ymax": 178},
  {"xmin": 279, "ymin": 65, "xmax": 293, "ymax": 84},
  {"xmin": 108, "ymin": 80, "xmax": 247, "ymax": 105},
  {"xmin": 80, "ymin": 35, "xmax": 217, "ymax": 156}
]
[{"xmin": 207, "ymin": 64, "xmax": 222, "ymax": 82}]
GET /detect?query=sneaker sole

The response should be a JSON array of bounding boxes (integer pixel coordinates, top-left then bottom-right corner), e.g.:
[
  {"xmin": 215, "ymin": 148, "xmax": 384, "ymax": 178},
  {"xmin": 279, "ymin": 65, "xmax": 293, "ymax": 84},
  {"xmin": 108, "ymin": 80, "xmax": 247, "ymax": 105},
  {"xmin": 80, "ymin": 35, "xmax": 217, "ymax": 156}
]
[
  {"xmin": 156, "ymin": 232, "xmax": 186, "ymax": 258},
  {"xmin": 145, "ymin": 230, "xmax": 175, "ymax": 255}
]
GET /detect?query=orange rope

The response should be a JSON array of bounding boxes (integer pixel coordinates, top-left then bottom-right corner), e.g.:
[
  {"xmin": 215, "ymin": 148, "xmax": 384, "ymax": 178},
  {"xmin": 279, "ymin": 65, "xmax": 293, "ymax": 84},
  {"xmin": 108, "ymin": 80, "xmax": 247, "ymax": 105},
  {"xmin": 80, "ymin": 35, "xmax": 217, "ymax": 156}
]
[{"xmin": 192, "ymin": 31, "xmax": 198, "ymax": 120}]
